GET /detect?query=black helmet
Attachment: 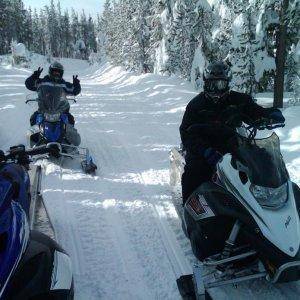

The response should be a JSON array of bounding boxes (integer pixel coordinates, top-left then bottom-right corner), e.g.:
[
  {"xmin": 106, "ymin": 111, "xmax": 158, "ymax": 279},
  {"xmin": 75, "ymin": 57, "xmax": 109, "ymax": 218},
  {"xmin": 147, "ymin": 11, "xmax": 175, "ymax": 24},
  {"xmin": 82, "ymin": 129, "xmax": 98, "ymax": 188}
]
[
  {"xmin": 49, "ymin": 61, "xmax": 64, "ymax": 82},
  {"xmin": 203, "ymin": 61, "xmax": 232, "ymax": 102}
]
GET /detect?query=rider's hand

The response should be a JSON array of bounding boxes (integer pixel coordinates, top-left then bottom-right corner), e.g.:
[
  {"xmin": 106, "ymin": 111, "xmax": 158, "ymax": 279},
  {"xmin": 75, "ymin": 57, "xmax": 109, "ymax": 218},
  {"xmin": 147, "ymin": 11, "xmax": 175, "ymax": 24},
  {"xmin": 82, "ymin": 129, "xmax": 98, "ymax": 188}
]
[
  {"xmin": 203, "ymin": 147, "xmax": 222, "ymax": 166},
  {"xmin": 73, "ymin": 75, "xmax": 80, "ymax": 85},
  {"xmin": 0, "ymin": 150, "xmax": 5, "ymax": 162},
  {"xmin": 33, "ymin": 67, "xmax": 43, "ymax": 79},
  {"xmin": 268, "ymin": 109, "xmax": 285, "ymax": 124}
]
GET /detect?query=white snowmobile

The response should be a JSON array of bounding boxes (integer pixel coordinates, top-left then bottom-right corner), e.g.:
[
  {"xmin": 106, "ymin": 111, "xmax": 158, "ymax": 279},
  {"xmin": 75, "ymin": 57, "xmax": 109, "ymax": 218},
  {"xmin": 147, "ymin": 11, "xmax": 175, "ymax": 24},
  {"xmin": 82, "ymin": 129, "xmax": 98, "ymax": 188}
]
[
  {"xmin": 170, "ymin": 112, "xmax": 300, "ymax": 299},
  {"xmin": 26, "ymin": 85, "xmax": 97, "ymax": 174}
]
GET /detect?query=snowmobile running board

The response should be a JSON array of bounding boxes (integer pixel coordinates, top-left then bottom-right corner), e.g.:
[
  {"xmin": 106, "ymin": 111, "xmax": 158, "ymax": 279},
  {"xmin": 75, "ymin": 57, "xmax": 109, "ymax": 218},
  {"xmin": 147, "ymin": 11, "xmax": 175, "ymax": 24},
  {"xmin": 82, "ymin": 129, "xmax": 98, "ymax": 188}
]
[
  {"xmin": 28, "ymin": 165, "xmax": 42, "ymax": 229},
  {"xmin": 28, "ymin": 165, "xmax": 55, "ymax": 238},
  {"xmin": 203, "ymin": 250, "xmax": 257, "ymax": 267},
  {"xmin": 198, "ymin": 267, "xmax": 267, "ymax": 289}
]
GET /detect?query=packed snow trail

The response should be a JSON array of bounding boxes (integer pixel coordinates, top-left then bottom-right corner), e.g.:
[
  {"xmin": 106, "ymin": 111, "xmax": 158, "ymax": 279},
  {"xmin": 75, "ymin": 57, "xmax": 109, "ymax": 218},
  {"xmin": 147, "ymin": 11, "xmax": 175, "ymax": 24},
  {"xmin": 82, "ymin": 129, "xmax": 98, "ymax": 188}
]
[{"xmin": 1, "ymin": 57, "xmax": 300, "ymax": 299}]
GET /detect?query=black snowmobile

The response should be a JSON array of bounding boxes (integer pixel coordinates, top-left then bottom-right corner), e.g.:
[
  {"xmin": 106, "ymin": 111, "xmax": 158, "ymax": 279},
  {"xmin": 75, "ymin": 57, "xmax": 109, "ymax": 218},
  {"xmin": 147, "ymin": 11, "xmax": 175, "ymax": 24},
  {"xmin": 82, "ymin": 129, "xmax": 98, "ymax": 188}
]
[
  {"xmin": 170, "ymin": 110, "xmax": 300, "ymax": 299},
  {"xmin": 0, "ymin": 144, "xmax": 74, "ymax": 300}
]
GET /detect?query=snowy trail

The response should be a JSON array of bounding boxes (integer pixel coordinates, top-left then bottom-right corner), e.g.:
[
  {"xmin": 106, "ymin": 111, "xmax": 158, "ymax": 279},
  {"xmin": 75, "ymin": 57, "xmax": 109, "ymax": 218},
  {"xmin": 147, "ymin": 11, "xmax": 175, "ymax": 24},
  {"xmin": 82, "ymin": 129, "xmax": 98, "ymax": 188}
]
[
  {"xmin": 39, "ymin": 62, "xmax": 195, "ymax": 299},
  {"xmin": 1, "ymin": 58, "xmax": 300, "ymax": 299}
]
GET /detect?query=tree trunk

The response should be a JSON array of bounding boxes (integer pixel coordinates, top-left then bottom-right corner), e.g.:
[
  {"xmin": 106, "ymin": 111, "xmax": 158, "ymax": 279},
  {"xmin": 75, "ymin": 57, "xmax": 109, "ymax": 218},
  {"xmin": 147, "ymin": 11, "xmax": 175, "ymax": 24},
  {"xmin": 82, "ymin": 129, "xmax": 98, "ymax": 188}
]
[{"xmin": 274, "ymin": 0, "xmax": 289, "ymax": 108}]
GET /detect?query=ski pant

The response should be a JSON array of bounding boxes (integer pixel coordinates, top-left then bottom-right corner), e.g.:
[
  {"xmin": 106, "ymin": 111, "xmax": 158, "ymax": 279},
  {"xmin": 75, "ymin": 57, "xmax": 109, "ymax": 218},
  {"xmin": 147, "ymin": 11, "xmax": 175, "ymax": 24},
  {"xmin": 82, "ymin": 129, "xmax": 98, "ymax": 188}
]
[
  {"xmin": 30, "ymin": 111, "xmax": 75, "ymax": 126},
  {"xmin": 65, "ymin": 124, "xmax": 81, "ymax": 146},
  {"xmin": 182, "ymin": 156, "xmax": 214, "ymax": 204}
]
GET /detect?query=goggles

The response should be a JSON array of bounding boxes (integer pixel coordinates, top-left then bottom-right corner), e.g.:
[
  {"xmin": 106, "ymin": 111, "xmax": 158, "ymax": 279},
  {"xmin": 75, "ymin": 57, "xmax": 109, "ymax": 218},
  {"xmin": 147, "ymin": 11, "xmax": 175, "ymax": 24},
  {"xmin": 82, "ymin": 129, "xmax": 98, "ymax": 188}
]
[
  {"xmin": 205, "ymin": 79, "xmax": 229, "ymax": 93},
  {"xmin": 50, "ymin": 68, "xmax": 63, "ymax": 78}
]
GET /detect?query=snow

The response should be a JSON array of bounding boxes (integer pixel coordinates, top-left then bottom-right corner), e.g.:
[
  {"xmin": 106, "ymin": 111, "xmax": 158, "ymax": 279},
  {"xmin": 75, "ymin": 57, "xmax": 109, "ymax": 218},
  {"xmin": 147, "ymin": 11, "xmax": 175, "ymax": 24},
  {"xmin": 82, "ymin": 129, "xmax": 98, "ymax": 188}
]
[
  {"xmin": 1, "ymin": 56, "xmax": 300, "ymax": 299},
  {"xmin": 11, "ymin": 43, "xmax": 26, "ymax": 57},
  {"xmin": 231, "ymin": 14, "xmax": 244, "ymax": 48},
  {"xmin": 219, "ymin": 3, "xmax": 230, "ymax": 20},
  {"xmin": 196, "ymin": 0, "xmax": 211, "ymax": 11},
  {"xmin": 191, "ymin": 43, "xmax": 206, "ymax": 89}
]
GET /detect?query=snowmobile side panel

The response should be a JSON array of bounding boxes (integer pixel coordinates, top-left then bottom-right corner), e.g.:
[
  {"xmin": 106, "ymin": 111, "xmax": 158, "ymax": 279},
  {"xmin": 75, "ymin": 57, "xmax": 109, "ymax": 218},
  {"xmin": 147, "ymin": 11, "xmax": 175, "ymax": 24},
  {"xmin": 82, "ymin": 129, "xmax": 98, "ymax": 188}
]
[{"xmin": 6, "ymin": 230, "xmax": 73, "ymax": 300}]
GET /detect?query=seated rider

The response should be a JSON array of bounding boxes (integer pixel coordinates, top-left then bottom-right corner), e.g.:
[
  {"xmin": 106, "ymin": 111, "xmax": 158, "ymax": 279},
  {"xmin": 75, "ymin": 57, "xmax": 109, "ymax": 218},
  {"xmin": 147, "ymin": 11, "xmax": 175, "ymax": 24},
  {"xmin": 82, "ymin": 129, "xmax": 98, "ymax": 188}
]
[
  {"xmin": 25, "ymin": 61, "xmax": 81, "ymax": 126},
  {"xmin": 180, "ymin": 61, "xmax": 285, "ymax": 204}
]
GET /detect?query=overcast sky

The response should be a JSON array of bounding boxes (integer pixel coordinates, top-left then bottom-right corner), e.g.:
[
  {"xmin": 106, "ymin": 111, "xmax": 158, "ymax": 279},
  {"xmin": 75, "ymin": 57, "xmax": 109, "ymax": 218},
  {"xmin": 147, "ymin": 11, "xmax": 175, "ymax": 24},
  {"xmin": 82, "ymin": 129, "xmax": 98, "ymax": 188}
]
[{"xmin": 23, "ymin": 0, "xmax": 104, "ymax": 18}]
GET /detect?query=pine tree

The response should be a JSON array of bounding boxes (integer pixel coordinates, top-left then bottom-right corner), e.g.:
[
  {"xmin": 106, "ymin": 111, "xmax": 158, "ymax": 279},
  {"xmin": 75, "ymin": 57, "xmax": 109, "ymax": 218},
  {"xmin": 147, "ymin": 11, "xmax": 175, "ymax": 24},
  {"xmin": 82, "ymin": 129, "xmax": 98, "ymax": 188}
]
[{"xmin": 0, "ymin": 0, "xmax": 11, "ymax": 54}]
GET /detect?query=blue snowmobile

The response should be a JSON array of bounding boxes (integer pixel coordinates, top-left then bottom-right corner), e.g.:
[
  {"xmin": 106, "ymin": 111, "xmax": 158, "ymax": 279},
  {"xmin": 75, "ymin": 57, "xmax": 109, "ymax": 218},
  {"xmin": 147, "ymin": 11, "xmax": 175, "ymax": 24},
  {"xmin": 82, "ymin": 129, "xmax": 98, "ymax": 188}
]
[
  {"xmin": 26, "ymin": 85, "xmax": 97, "ymax": 174},
  {"xmin": 0, "ymin": 144, "xmax": 74, "ymax": 300}
]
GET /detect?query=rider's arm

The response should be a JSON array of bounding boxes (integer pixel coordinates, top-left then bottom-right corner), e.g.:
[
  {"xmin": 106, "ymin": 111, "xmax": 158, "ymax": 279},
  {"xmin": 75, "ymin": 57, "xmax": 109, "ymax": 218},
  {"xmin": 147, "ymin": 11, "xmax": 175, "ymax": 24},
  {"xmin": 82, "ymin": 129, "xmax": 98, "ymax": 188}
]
[
  {"xmin": 242, "ymin": 95, "xmax": 272, "ymax": 121},
  {"xmin": 180, "ymin": 101, "xmax": 210, "ymax": 153},
  {"xmin": 64, "ymin": 81, "xmax": 81, "ymax": 96},
  {"xmin": 25, "ymin": 74, "xmax": 40, "ymax": 91}
]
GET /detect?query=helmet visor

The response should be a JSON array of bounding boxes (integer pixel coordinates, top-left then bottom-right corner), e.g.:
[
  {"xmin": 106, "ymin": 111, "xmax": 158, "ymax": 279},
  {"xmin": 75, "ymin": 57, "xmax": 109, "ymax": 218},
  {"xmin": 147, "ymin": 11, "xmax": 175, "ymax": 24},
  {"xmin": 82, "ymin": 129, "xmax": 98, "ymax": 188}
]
[{"xmin": 205, "ymin": 79, "xmax": 229, "ymax": 93}]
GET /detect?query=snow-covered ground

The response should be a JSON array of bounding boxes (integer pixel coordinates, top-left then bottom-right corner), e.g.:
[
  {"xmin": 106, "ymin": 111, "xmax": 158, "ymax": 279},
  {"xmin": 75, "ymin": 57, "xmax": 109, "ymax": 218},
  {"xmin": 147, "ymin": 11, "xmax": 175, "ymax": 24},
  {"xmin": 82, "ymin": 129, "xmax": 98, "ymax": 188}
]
[{"xmin": 0, "ymin": 57, "xmax": 300, "ymax": 299}]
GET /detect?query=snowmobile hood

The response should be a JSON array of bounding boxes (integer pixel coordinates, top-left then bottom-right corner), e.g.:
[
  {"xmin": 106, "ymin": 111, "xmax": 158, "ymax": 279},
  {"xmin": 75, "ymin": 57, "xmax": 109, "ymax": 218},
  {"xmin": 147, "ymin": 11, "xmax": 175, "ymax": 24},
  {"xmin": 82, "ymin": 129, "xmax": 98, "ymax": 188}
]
[{"xmin": 219, "ymin": 154, "xmax": 300, "ymax": 257}]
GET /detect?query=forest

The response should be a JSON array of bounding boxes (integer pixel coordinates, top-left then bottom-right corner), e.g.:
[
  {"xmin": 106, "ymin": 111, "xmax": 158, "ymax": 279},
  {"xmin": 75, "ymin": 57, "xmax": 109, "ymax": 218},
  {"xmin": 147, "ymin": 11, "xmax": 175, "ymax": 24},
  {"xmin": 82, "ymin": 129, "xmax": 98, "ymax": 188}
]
[{"xmin": 0, "ymin": 0, "xmax": 299, "ymax": 105}]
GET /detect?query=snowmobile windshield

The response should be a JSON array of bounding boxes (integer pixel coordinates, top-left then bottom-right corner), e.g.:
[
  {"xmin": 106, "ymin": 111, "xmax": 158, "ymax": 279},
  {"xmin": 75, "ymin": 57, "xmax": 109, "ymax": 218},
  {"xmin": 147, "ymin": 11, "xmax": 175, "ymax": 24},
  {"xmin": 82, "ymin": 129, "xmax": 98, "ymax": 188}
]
[
  {"xmin": 37, "ymin": 85, "xmax": 70, "ymax": 114},
  {"xmin": 235, "ymin": 133, "xmax": 288, "ymax": 188}
]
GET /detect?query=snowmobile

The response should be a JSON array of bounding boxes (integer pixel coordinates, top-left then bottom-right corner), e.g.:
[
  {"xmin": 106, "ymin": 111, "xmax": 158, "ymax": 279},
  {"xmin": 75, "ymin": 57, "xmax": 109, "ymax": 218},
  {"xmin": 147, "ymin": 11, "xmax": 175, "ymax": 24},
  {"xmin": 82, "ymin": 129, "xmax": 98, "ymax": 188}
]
[
  {"xmin": 170, "ymin": 110, "xmax": 300, "ymax": 299},
  {"xmin": 0, "ymin": 144, "xmax": 74, "ymax": 300},
  {"xmin": 26, "ymin": 85, "xmax": 97, "ymax": 174}
]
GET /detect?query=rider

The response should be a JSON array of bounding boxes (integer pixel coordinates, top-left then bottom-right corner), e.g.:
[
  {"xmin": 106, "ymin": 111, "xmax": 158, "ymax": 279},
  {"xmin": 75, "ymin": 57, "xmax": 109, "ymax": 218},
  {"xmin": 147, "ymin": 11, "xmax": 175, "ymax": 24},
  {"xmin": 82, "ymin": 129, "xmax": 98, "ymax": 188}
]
[
  {"xmin": 25, "ymin": 61, "xmax": 81, "ymax": 126},
  {"xmin": 180, "ymin": 61, "xmax": 285, "ymax": 204}
]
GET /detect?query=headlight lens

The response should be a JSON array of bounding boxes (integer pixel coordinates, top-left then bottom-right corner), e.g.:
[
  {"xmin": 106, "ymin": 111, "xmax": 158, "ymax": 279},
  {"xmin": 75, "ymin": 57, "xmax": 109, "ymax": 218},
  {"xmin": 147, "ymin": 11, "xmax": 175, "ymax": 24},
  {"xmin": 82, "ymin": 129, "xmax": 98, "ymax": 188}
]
[
  {"xmin": 250, "ymin": 183, "xmax": 288, "ymax": 209},
  {"xmin": 44, "ymin": 113, "xmax": 61, "ymax": 122}
]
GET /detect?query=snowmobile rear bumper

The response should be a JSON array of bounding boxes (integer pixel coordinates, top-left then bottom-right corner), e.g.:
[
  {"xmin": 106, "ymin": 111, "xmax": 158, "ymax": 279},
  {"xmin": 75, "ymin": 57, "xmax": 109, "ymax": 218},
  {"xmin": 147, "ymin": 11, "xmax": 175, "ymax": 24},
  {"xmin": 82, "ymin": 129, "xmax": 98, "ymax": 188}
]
[{"xmin": 31, "ymin": 142, "xmax": 98, "ymax": 174}]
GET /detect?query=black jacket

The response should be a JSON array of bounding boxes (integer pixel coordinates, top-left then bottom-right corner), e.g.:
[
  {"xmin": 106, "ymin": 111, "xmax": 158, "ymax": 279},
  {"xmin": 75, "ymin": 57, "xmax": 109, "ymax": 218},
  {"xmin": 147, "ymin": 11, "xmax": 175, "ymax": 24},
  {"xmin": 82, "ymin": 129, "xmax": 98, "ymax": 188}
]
[
  {"xmin": 180, "ymin": 91, "xmax": 272, "ymax": 156},
  {"xmin": 25, "ymin": 74, "xmax": 81, "ymax": 96}
]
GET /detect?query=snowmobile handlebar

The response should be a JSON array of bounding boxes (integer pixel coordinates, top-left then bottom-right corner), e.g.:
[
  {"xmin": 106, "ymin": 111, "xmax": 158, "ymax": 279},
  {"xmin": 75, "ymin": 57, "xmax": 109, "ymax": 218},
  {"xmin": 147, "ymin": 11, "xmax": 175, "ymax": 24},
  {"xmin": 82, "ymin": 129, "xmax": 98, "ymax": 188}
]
[
  {"xmin": 187, "ymin": 117, "xmax": 285, "ymax": 149},
  {"xmin": 25, "ymin": 98, "xmax": 76, "ymax": 104},
  {"xmin": 1, "ymin": 144, "xmax": 60, "ymax": 164},
  {"xmin": 25, "ymin": 99, "xmax": 38, "ymax": 104}
]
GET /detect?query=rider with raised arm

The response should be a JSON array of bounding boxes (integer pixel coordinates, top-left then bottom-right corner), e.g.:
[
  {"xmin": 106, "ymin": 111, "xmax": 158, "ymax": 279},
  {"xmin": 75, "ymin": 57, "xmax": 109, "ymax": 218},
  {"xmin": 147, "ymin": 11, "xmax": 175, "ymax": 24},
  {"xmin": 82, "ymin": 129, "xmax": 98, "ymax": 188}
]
[
  {"xmin": 180, "ymin": 61, "xmax": 285, "ymax": 204},
  {"xmin": 25, "ymin": 61, "xmax": 81, "ymax": 126},
  {"xmin": 25, "ymin": 61, "xmax": 81, "ymax": 146}
]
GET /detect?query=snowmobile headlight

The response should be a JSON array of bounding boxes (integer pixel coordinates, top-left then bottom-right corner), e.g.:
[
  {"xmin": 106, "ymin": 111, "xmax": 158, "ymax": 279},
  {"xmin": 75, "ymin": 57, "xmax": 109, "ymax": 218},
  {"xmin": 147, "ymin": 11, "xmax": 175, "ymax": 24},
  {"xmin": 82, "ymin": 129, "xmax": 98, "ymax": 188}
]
[
  {"xmin": 44, "ymin": 113, "xmax": 61, "ymax": 122},
  {"xmin": 250, "ymin": 183, "xmax": 288, "ymax": 209}
]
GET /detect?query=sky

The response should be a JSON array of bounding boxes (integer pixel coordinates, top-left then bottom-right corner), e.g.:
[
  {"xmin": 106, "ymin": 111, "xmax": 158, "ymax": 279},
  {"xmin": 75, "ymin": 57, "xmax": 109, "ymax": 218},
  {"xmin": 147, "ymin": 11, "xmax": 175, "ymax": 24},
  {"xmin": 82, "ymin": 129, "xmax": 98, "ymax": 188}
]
[{"xmin": 23, "ymin": 0, "xmax": 104, "ymax": 18}]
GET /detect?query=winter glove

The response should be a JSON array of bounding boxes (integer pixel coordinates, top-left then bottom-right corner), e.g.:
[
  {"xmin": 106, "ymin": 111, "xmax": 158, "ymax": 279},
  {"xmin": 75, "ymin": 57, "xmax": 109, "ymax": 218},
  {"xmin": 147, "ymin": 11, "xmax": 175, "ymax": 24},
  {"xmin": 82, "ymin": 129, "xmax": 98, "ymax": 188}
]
[
  {"xmin": 33, "ymin": 67, "xmax": 43, "ymax": 79},
  {"xmin": 0, "ymin": 150, "xmax": 5, "ymax": 163},
  {"xmin": 268, "ymin": 109, "xmax": 285, "ymax": 124},
  {"xmin": 203, "ymin": 147, "xmax": 223, "ymax": 166},
  {"xmin": 73, "ymin": 75, "xmax": 80, "ymax": 86}
]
